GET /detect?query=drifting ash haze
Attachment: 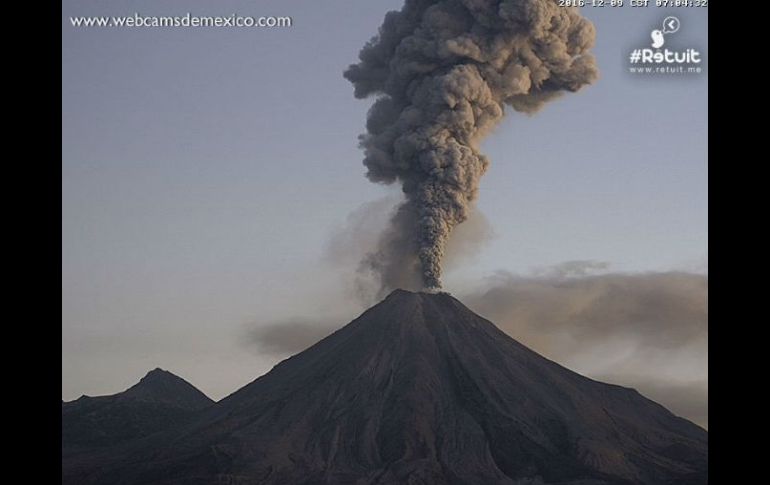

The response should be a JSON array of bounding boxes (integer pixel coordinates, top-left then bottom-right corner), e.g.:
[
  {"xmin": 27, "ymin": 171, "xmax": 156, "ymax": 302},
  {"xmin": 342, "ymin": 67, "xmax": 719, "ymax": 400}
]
[{"xmin": 345, "ymin": 0, "xmax": 598, "ymax": 293}]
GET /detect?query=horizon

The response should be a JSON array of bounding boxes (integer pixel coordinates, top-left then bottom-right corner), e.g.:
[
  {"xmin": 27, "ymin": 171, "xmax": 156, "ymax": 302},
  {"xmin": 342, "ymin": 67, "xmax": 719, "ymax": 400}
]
[
  {"xmin": 64, "ymin": 288, "xmax": 708, "ymax": 434},
  {"xmin": 63, "ymin": 274, "xmax": 708, "ymax": 430}
]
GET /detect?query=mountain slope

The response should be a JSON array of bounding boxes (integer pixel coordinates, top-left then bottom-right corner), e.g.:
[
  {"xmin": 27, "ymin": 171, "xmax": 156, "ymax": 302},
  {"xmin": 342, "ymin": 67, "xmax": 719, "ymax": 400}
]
[
  {"xmin": 62, "ymin": 368, "xmax": 214, "ymax": 451},
  {"xmin": 62, "ymin": 290, "xmax": 707, "ymax": 485}
]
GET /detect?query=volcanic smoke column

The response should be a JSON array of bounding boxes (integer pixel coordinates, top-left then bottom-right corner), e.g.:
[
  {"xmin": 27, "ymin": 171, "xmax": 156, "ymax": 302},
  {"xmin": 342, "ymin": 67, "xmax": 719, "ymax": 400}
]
[{"xmin": 345, "ymin": 0, "xmax": 598, "ymax": 292}]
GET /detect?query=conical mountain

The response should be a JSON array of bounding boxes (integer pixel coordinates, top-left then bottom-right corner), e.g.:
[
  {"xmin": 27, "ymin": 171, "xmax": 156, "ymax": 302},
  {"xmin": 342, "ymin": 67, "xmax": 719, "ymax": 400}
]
[
  {"xmin": 63, "ymin": 290, "xmax": 707, "ymax": 485},
  {"xmin": 119, "ymin": 368, "xmax": 215, "ymax": 410},
  {"xmin": 62, "ymin": 368, "xmax": 213, "ymax": 451}
]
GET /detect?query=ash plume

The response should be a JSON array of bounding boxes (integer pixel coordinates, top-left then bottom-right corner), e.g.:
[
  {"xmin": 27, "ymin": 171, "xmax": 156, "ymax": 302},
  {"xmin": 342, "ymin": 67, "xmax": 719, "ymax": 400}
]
[{"xmin": 345, "ymin": 0, "xmax": 598, "ymax": 291}]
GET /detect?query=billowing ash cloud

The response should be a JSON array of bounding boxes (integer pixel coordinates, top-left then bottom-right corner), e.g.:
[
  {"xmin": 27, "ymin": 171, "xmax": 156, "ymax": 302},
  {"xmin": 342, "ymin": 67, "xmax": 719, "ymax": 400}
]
[
  {"xmin": 344, "ymin": 0, "xmax": 598, "ymax": 291},
  {"xmin": 325, "ymin": 197, "xmax": 494, "ymax": 303}
]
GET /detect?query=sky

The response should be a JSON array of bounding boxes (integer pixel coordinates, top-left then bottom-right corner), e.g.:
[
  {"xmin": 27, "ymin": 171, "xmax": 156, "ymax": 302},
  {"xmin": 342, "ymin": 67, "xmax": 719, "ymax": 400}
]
[{"xmin": 62, "ymin": 1, "xmax": 707, "ymax": 426}]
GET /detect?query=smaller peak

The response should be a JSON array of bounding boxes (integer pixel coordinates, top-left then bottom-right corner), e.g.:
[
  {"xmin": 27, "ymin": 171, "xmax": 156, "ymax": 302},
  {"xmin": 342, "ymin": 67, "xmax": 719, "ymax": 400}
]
[
  {"xmin": 122, "ymin": 368, "xmax": 214, "ymax": 409},
  {"xmin": 141, "ymin": 368, "xmax": 182, "ymax": 383},
  {"xmin": 145, "ymin": 367, "xmax": 170, "ymax": 377},
  {"xmin": 133, "ymin": 368, "xmax": 187, "ymax": 390}
]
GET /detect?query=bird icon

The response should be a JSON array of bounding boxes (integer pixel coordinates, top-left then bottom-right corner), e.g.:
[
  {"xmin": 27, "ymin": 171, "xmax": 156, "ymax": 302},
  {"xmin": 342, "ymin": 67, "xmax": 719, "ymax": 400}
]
[{"xmin": 651, "ymin": 29, "xmax": 665, "ymax": 49}]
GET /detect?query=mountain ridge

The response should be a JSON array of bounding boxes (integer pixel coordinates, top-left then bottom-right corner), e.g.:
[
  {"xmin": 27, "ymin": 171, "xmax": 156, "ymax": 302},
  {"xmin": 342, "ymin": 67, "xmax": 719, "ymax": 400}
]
[
  {"xmin": 62, "ymin": 368, "xmax": 214, "ymax": 451},
  {"xmin": 62, "ymin": 290, "xmax": 707, "ymax": 484}
]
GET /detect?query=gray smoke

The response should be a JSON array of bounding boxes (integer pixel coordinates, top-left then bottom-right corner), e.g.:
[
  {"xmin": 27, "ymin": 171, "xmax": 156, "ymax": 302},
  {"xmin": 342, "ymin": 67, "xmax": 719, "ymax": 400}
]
[
  {"xmin": 326, "ymin": 197, "xmax": 494, "ymax": 304},
  {"xmin": 345, "ymin": 0, "xmax": 598, "ymax": 291}
]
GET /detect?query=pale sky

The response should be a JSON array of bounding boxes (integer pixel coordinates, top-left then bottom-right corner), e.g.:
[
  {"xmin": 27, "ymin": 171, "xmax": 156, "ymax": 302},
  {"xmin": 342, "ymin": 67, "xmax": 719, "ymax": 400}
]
[{"xmin": 62, "ymin": 0, "xmax": 707, "ymax": 421}]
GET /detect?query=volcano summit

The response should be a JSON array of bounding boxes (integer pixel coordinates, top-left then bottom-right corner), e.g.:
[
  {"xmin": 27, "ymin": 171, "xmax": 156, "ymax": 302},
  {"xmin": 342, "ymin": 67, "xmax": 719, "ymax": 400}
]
[{"xmin": 62, "ymin": 290, "xmax": 707, "ymax": 485}]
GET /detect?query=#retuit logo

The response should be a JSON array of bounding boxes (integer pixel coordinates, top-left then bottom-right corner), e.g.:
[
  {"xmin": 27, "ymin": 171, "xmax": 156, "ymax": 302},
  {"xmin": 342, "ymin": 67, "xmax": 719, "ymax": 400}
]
[{"xmin": 628, "ymin": 16, "xmax": 705, "ymax": 76}]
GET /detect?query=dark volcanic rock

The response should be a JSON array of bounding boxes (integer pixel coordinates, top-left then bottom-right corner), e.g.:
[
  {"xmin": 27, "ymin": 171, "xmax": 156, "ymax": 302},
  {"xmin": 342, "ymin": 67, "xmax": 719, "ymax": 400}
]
[
  {"xmin": 62, "ymin": 368, "xmax": 213, "ymax": 451},
  {"xmin": 62, "ymin": 290, "xmax": 707, "ymax": 484}
]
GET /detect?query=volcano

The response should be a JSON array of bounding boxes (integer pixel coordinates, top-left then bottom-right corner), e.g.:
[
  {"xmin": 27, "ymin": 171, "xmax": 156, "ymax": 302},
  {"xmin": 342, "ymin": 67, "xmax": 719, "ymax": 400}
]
[
  {"xmin": 62, "ymin": 368, "xmax": 214, "ymax": 452},
  {"xmin": 62, "ymin": 290, "xmax": 707, "ymax": 484}
]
